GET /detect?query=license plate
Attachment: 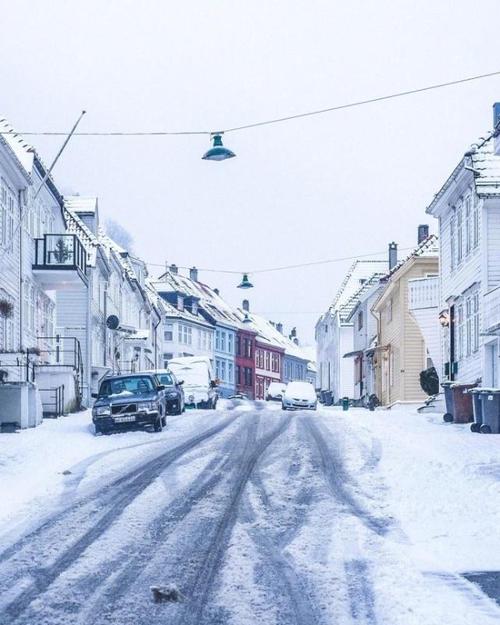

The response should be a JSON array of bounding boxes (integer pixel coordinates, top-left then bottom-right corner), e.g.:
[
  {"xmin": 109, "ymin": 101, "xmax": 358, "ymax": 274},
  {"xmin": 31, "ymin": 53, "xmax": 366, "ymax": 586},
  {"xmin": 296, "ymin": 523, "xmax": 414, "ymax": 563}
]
[{"xmin": 114, "ymin": 415, "xmax": 136, "ymax": 423}]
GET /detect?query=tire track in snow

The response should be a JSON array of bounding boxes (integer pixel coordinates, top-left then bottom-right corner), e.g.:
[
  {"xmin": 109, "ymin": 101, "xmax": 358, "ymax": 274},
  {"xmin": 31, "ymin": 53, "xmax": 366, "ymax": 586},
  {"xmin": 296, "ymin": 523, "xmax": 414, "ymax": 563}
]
[
  {"xmin": 171, "ymin": 414, "xmax": 292, "ymax": 625},
  {"xmin": 303, "ymin": 417, "xmax": 391, "ymax": 537},
  {"xmin": 0, "ymin": 415, "xmax": 240, "ymax": 623}
]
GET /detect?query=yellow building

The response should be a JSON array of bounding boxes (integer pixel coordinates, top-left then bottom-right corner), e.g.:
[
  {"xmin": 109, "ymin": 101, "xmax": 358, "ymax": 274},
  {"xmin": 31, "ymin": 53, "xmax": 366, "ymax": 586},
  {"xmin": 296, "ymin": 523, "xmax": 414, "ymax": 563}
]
[{"xmin": 372, "ymin": 236, "xmax": 439, "ymax": 407}]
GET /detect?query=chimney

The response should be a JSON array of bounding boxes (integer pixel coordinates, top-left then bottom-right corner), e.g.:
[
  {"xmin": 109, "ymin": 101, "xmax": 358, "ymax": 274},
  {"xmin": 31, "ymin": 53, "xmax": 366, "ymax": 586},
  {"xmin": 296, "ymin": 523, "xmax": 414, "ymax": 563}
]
[
  {"xmin": 276, "ymin": 322, "xmax": 283, "ymax": 334},
  {"xmin": 189, "ymin": 266, "xmax": 198, "ymax": 282},
  {"xmin": 493, "ymin": 102, "xmax": 500, "ymax": 130},
  {"xmin": 418, "ymin": 224, "xmax": 429, "ymax": 244},
  {"xmin": 242, "ymin": 299, "xmax": 249, "ymax": 312},
  {"xmin": 170, "ymin": 264, "xmax": 178, "ymax": 275},
  {"xmin": 388, "ymin": 242, "xmax": 398, "ymax": 271},
  {"xmin": 214, "ymin": 288, "xmax": 220, "ymax": 296}
]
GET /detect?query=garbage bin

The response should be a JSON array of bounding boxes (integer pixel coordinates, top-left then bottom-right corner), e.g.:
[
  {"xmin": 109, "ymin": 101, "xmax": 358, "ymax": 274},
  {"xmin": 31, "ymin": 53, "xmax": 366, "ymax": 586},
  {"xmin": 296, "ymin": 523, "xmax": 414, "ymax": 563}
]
[
  {"xmin": 442, "ymin": 381, "xmax": 477, "ymax": 423},
  {"xmin": 342, "ymin": 397, "xmax": 349, "ymax": 411},
  {"xmin": 323, "ymin": 391, "xmax": 333, "ymax": 406},
  {"xmin": 441, "ymin": 381, "xmax": 454, "ymax": 422},
  {"xmin": 480, "ymin": 389, "xmax": 500, "ymax": 434},
  {"xmin": 468, "ymin": 389, "xmax": 483, "ymax": 433}
]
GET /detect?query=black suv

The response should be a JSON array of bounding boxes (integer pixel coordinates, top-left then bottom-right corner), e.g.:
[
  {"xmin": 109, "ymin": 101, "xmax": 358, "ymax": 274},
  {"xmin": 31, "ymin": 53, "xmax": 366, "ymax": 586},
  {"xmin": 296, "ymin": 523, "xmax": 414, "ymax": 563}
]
[
  {"xmin": 152, "ymin": 369, "xmax": 185, "ymax": 415},
  {"xmin": 92, "ymin": 373, "xmax": 167, "ymax": 434}
]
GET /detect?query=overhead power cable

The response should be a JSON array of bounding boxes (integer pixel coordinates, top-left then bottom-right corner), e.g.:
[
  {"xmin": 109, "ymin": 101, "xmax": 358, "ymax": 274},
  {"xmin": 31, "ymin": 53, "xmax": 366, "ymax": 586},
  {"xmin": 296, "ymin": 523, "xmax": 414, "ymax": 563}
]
[
  {"xmin": 1, "ymin": 70, "xmax": 499, "ymax": 137},
  {"xmin": 145, "ymin": 246, "xmax": 415, "ymax": 275}
]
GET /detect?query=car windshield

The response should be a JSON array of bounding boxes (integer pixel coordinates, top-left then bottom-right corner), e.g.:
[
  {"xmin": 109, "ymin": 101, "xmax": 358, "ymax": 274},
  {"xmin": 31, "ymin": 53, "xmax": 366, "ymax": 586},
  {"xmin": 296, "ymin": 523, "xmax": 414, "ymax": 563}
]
[
  {"xmin": 99, "ymin": 376, "xmax": 155, "ymax": 396},
  {"xmin": 157, "ymin": 373, "xmax": 174, "ymax": 386}
]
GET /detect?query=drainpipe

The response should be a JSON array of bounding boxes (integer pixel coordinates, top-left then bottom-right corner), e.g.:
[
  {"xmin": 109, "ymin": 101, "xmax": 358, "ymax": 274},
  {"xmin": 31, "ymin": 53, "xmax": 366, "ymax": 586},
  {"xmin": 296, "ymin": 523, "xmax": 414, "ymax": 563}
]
[
  {"xmin": 18, "ymin": 190, "xmax": 23, "ymax": 351},
  {"xmin": 153, "ymin": 312, "xmax": 161, "ymax": 369}
]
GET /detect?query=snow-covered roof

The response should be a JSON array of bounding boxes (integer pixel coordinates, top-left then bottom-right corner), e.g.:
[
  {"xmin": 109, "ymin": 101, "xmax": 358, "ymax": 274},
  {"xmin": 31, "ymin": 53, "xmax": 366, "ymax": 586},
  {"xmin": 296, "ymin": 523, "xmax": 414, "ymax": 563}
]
[
  {"xmin": 342, "ymin": 273, "xmax": 387, "ymax": 323},
  {"xmin": 427, "ymin": 131, "xmax": 500, "ymax": 214},
  {"xmin": 154, "ymin": 270, "xmax": 244, "ymax": 330},
  {"xmin": 63, "ymin": 204, "xmax": 100, "ymax": 265},
  {"xmin": 64, "ymin": 195, "xmax": 98, "ymax": 214},
  {"xmin": 317, "ymin": 259, "xmax": 388, "ymax": 328},
  {"xmin": 385, "ymin": 234, "xmax": 438, "ymax": 279},
  {"xmin": 0, "ymin": 117, "xmax": 34, "ymax": 174},
  {"xmin": 235, "ymin": 310, "xmax": 310, "ymax": 361}
]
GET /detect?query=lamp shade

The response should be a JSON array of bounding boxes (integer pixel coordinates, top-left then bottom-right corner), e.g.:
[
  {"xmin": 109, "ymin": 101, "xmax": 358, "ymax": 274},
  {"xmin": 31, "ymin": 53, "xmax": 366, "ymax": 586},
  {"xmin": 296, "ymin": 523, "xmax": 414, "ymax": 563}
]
[
  {"xmin": 237, "ymin": 273, "xmax": 253, "ymax": 289},
  {"xmin": 202, "ymin": 134, "xmax": 236, "ymax": 161}
]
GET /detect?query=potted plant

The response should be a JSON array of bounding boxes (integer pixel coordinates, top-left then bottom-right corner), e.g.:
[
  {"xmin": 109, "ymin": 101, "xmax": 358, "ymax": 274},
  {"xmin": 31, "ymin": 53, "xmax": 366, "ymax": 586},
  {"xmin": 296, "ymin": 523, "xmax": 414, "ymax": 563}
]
[{"xmin": 0, "ymin": 299, "xmax": 13, "ymax": 319}]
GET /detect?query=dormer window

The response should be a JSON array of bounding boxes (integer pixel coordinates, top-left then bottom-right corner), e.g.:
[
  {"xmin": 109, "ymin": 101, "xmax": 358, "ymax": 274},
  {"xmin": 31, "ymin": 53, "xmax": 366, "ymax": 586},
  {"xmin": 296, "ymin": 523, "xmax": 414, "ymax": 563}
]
[
  {"xmin": 177, "ymin": 295, "xmax": 184, "ymax": 311},
  {"xmin": 192, "ymin": 301, "xmax": 198, "ymax": 315}
]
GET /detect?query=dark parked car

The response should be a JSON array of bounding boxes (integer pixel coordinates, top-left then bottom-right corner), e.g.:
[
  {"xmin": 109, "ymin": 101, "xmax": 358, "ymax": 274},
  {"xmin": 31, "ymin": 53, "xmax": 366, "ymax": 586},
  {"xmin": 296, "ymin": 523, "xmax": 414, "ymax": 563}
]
[
  {"xmin": 92, "ymin": 373, "xmax": 167, "ymax": 434},
  {"xmin": 152, "ymin": 369, "xmax": 185, "ymax": 415}
]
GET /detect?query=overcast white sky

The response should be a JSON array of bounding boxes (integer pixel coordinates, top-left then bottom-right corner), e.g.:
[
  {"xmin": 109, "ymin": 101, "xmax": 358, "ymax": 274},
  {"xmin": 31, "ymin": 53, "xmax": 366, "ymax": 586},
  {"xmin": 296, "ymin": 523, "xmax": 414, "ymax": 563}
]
[{"xmin": 2, "ymin": 0, "xmax": 500, "ymax": 344}]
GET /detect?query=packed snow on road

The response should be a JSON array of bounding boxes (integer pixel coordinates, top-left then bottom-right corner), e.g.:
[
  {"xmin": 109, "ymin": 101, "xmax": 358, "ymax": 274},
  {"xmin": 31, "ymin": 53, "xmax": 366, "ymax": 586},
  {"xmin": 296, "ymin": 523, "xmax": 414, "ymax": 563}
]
[{"xmin": 0, "ymin": 401, "xmax": 499, "ymax": 624}]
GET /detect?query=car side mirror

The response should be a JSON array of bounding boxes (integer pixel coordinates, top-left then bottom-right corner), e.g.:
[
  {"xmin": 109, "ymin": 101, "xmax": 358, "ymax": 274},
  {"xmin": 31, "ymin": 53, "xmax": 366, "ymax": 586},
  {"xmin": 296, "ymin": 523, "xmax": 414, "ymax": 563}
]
[
  {"xmin": 157, "ymin": 384, "xmax": 165, "ymax": 391},
  {"xmin": 178, "ymin": 380, "xmax": 184, "ymax": 385},
  {"xmin": 210, "ymin": 380, "xmax": 217, "ymax": 388},
  {"xmin": 91, "ymin": 392, "xmax": 98, "ymax": 399}
]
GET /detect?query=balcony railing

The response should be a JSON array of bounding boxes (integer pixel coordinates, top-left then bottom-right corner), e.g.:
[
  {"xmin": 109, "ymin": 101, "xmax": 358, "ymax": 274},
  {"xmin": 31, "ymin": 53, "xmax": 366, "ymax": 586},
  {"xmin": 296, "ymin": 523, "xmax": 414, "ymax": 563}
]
[
  {"xmin": 408, "ymin": 276, "xmax": 439, "ymax": 311},
  {"xmin": 34, "ymin": 234, "xmax": 87, "ymax": 274},
  {"xmin": 483, "ymin": 286, "xmax": 500, "ymax": 333}
]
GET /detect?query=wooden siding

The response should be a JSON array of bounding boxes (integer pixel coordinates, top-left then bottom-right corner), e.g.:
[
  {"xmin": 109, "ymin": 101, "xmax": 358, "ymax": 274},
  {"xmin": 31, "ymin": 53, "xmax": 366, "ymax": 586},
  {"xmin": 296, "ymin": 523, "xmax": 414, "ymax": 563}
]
[{"xmin": 374, "ymin": 257, "xmax": 438, "ymax": 405}]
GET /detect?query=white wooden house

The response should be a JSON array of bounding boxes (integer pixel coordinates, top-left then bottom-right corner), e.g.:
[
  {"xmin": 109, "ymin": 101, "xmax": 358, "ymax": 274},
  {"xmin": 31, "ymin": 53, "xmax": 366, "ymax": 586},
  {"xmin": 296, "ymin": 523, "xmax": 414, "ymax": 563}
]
[
  {"xmin": 0, "ymin": 119, "xmax": 88, "ymax": 422},
  {"xmin": 315, "ymin": 259, "xmax": 388, "ymax": 402},
  {"xmin": 426, "ymin": 106, "xmax": 500, "ymax": 386},
  {"xmin": 344, "ymin": 275, "xmax": 386, "ymax": 404}
]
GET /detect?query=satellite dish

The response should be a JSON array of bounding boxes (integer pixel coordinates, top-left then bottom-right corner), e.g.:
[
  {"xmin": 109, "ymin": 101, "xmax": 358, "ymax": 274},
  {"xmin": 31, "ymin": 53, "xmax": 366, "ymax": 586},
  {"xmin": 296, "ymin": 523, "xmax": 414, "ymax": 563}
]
[{"xmin": 106, "ymin": 315, "xmax": 120, "ymax": 330}]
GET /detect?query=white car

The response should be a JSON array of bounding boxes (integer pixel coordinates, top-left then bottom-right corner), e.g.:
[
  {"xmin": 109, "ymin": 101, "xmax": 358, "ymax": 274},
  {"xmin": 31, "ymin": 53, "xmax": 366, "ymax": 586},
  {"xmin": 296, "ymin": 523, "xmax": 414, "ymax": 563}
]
[
  {"xmin": 266, "ymin": 382, "xmax": 287, "ymax": 401},
  {"xmin": 282, "ymin": 381, "xmax": 317, "ymax": 411}
]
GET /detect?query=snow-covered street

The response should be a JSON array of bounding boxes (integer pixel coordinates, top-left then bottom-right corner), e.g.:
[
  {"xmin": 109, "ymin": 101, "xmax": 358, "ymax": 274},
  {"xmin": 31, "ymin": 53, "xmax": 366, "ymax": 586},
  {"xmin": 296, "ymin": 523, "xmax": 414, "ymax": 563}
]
[{"xmin": 1, "ymin": 402, "xmax": 499, "ymax": 625}]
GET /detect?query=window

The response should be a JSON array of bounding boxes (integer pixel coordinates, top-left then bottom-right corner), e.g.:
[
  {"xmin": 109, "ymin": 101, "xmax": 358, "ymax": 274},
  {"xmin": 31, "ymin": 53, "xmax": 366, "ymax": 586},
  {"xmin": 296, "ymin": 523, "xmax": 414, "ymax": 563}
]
[
  {"xmin": 220, "ymin": 331, "xmax": 226, "ymax": 352},
  {"xmin": 215, "ymin": 330, "xmax": 221, "ymax": 351},
  {"xmin": 465, "ymin": 196, "xmax": 472, "ymax": 255},
  {"xmin": 466, "ymin": 297, "xmax": 472, "ymax": 357},
  {"xmin": 177, "ymin": 295, "xmax": 184, "ymax": 311},
  {"xmin": 265, "ymin": 351, "xmax": 270, "ymax": 370},
  {"xmin": 228, "ymin": 362, "xmax": 233, "ymax": 384},
  {"xmin": 358, "ymin": 310, "xmax": 363, "ymax": 331},
  {"xmin": 164, "ymin": 323, "xmax": 173, "ymax": 341},
  {"xmin": 216, "ymin": 359, "xmax": 221, "ymax": 380},
  {"xmin": 236, "ymin": 335, "xmax": 241, "ymax": 356},
  {"xmin": 472, "ymin": 195, "xmax": 479, "ymax": 249},
  {"xmin": 387, "ymin": 299, "xmax": 393, "ymax": 322},
  {"xmin": 473, "ymin": 293, "xmax": 480, "ymax": 353},
  {"xmin": 244, "ymin": 338, "xmax": 252, "ymax": 358},
  {"xmin": 450, "ymin": 215, "xmax": 456, "ymax": 270},
  {"xmin": 457, "ymin": 204, "xmax": 463, "ymax": 263},
  {"xmin": 457, "ymin": 304, "xmax": 464, "ymax": 360},
  {"xmin": 244, "ymin": 367, "xmax": 252, "ymax": 386},
  {"xmin": 235, "ymin": 365, "xmax": 240, "ymax": 385},
  {"xmin": 221, "ymin": 360, "xmax": 226, "ymax": 381},
  {"xmin": 178, "ymin": 324, "xmax": 192, "ymax": 345},
  {"xmin": 228, "ymin": 333, "xmax": 234, "ymax": 355}
]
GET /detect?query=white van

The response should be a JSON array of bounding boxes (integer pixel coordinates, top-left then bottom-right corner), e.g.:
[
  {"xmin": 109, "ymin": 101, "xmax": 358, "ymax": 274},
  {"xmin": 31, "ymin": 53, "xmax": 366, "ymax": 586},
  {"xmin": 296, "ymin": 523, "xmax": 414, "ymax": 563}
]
[{"xmin": 168, "ymin": 356, "xmax": 218, "ymax": 409}]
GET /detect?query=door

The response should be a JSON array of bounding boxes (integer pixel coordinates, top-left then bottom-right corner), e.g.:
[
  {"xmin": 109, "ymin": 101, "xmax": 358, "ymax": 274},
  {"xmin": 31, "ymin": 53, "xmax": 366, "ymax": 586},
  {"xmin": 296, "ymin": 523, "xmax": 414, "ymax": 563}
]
[{"xmin": 486, "ymin": 341, "xmax": 499, "ymax": 387}]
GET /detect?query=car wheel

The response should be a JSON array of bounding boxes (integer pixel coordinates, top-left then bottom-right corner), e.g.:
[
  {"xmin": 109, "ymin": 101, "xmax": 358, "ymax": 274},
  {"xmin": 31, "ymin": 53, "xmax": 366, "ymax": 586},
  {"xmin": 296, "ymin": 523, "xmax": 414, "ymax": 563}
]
[
  {"xmin": 282, "ymin": 403, "xmax": 287, "ymax": 411},
  {"xmin": 153, "ymin": 416, "xmax": 163, "ymax": 432},
  {"xmin": 161, "ymin": 415, "xmax": 167, "ymax": 427},
  {"xmin": 212, "ymin": 399, "xmax": 217, "ymax": 410}
]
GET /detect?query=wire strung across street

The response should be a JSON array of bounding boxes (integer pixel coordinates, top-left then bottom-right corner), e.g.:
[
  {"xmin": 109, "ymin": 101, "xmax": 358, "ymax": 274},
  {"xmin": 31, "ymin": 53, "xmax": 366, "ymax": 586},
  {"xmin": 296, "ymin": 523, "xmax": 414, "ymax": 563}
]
[
  {"xmin": 143, "ymin": 246, "xmax": 415, "ymax": 275},
  {"xmin": 1, "ymin": 70, "xmax": 499, "ymax": 137}
]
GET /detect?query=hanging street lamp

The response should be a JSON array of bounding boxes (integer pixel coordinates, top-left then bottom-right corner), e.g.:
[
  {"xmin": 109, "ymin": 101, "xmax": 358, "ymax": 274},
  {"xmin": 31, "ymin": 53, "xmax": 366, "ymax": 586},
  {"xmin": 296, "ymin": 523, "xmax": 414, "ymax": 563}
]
[
  {"xmin": 237, "ymin": 273, "xmax": 253, "ymax": 289},
  {"xmin": 202, "ymin": 133, "xmax": 236, "ymax": 161}
]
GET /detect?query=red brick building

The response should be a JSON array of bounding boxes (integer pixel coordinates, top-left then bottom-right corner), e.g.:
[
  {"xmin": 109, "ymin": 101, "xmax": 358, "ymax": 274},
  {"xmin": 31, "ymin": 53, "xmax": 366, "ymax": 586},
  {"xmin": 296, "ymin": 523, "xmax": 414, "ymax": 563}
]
[
  {"xmin": 254, "ymin": 339, "xmax": 284, "ymax": 399},
  {"xmin": 235, "ymin": 327, "xmax": 257, "ymax": 398}
]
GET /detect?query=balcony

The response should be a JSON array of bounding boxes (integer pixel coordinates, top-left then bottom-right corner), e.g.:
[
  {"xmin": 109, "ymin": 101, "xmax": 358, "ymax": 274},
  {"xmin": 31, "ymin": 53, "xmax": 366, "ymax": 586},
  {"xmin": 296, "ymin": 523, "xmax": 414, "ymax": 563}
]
[
  {"xmin": 33, "ymin": 234, "xmax": 88, "ymax": 288},
  {"xmin": 408, "ymin": 276, "xmax": 439, "ymax": 311},
  {"xmin": 483, "ymin": 286, "xmax": 500, "ymax": 334}
]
